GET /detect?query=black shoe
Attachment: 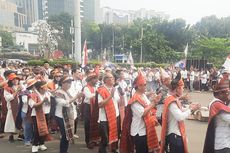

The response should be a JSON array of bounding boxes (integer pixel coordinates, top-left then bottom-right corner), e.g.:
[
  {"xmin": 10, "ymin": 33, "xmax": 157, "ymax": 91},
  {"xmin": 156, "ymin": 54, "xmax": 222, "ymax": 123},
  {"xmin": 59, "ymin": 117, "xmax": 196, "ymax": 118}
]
[
  {"xmin": 17, "ymin": 134, "xmax": 24, "ymax": 141},
  {"xmin": 9, "ymin": 135, "xmax": 14, "ymax": 143}
]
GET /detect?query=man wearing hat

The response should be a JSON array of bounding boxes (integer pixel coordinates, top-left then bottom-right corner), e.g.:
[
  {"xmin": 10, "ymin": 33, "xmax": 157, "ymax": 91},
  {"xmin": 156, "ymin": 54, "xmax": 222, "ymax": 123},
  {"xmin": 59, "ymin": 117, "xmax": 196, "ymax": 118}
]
[
  {"xmin": 160, "ymin": 72, "xmax": 200, "ymax": 153},
  {"xmin": 120, "ymin": 71, "xmax": 161, "ymax": 153},
  {"xmin": 203, "ymin": 78, "xmax": 230, "ymax": 153},
  {"xmin": 82, "ymin": 72, "xmax": 99, "ymax": 149}
]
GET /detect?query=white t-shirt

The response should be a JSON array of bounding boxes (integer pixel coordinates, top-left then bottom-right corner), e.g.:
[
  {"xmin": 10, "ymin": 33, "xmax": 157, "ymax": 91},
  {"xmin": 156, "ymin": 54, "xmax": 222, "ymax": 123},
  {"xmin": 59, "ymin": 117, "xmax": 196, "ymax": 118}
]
[{"xmin": 29, "ymin": 91, "xmax": 51, "ymax": 116}]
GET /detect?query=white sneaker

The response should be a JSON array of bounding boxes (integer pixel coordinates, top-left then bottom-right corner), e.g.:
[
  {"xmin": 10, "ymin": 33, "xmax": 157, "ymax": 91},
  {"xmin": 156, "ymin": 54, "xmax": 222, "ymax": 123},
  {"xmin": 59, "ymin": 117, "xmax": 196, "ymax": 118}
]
[
  {"xmin": 74, "ymin": 134, "xmax": 79, "ymax": 139},
  {"xmin": 39, "ymin": 144, "xmax": 47, "ymax": 151},
  {"xmin": 32, "ymin": 146, "xmax": 39, "ymax": 153}
]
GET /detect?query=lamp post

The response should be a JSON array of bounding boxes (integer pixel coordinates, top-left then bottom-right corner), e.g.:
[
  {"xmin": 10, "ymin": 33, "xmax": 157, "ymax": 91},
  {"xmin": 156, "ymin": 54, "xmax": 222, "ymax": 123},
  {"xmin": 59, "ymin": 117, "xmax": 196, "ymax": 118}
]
[{"xmin": 140, "ymin": 27, "xmax": 143, "ymax": 63}]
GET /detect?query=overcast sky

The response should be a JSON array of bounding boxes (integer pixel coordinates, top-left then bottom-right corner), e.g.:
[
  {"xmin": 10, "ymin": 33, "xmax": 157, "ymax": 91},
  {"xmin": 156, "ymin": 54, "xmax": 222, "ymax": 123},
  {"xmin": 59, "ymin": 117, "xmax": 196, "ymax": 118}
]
[{"xmin": 101, "ymin": 0, "xmax": 230, "ymax": 24}]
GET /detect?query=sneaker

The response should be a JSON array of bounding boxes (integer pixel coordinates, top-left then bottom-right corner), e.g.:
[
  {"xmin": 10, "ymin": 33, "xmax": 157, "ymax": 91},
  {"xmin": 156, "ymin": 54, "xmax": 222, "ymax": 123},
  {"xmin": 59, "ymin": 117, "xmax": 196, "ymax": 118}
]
[
  {"xmin": 25, "ymin": 142, "xmax": 31, "ymax": 146},
  {"xmin": 73, "ymin": 134, "xmax": 79, "ymax": 139},
  {"xmin": 32, "ymin": 146, "xmax": 39, "ymax": 153},
  {"xmin": 39, "ymin": 144, "xmax": 47, "ymax": 151},
  {"xmin": 17, "ymin": 134, "xmax": 24, "ymax": 141}
]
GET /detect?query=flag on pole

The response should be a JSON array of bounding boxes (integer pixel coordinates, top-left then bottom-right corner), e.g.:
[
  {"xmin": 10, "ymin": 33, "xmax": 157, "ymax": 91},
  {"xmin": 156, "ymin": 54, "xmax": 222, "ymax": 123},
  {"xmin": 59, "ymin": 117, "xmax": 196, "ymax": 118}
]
[
  {"xmin": 82, "ymin": 40, "xmax": 88, "ymax": 67},
  {"xmin": 127, "ymin": 51, "xmax": 134, "ymax": 68},
  {"xmin": 184, "ymin": 43, "xmax": 188, "ymax": 58},
  {"xmin": 223, "ymin": 54, "xmax": 230, "ymax": 72},
  {"xmin": 175, "ymin": 59, "xmax": 186, "ymax": 69}
]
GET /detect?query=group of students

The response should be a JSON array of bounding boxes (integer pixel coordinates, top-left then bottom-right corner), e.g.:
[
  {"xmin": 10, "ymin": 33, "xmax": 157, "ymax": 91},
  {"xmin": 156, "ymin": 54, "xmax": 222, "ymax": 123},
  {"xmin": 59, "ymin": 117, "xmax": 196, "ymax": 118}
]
[{"xmin": 0, "ymin": 61, "xmax": 229, "ymax": 153}]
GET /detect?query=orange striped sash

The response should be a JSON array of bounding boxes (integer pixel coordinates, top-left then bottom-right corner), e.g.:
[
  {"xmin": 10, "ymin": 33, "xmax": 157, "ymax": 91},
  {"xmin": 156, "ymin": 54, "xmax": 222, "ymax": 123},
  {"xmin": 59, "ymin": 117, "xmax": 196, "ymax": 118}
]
[{"xmin": 97, "ymin": 86, "xmax": 118, "ymax": 144}]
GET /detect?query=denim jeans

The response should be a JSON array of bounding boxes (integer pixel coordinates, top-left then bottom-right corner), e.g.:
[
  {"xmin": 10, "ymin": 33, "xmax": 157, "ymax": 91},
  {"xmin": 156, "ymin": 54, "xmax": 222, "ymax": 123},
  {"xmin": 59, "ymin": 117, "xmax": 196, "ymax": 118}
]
[
  {"xmin": 21, "ymin": 112, "xmax": 33, "ymax": 143},
  {"xmin": 55, "ymin": 116, "xmax": 69, "ymax": 153}
]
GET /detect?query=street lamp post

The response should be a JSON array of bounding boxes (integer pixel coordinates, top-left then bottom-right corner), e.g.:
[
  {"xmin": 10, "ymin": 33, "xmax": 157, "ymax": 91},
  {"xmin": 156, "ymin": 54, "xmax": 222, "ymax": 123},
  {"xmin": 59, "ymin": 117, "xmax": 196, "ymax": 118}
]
[{"xmin": 140, "ymin": 27, "xmax": 143, "ymax": 63}]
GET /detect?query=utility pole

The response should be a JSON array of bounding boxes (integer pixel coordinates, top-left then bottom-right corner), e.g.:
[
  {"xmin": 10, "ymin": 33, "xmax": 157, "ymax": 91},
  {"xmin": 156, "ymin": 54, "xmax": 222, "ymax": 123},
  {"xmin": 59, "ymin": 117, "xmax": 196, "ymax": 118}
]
[
  {"xmin": 140, "ymin": 27, "xmax": 143, "ymax": 63},
  {"xmin": 112, "ymin": 25, "xmax": 115, "ymax": 62},
  {"xmin": 74, "ymin": 0, "xmax": 81, "ymax": 63}
]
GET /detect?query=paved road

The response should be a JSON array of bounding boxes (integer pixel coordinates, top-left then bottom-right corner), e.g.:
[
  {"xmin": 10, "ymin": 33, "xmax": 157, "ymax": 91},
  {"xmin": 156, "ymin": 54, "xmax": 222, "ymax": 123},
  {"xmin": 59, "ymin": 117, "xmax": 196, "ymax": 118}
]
[{"xmin": 0, "ymin": 91, "xmax": 213, "ymax": 153}]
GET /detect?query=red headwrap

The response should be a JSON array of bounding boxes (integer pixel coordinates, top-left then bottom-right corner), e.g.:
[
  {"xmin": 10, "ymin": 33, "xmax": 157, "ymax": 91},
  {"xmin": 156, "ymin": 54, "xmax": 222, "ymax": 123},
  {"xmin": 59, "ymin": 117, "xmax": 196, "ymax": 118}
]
[{"xmin": 135, "ymin": 71, "xmax": 146, "ymax": 87}]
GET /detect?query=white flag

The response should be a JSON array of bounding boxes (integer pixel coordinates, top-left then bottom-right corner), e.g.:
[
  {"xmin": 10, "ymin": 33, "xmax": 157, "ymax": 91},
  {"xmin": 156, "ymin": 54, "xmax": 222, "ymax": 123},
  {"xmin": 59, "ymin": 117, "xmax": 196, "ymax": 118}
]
[
  {"xmin": 223, "ymin": 54, "xmax": 230, "ymax": 73},
  {"xmin": 127, "ymin": 51, "xmax": 134, "ymax": 68},
  {"xmin": 184, "ymin": 43, "xmax": 188, "ymax": 58},
  {"xmin": 81, "ymin": 40, "xmax": 88, "ymax": 67}
]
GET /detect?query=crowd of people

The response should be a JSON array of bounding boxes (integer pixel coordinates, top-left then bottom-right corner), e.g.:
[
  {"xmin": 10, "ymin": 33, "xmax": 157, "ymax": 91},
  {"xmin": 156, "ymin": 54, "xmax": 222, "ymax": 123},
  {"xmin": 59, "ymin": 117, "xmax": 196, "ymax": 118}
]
[{"xmin": 0, "ymin": 60, "xmax": 229, "ymax": 153}]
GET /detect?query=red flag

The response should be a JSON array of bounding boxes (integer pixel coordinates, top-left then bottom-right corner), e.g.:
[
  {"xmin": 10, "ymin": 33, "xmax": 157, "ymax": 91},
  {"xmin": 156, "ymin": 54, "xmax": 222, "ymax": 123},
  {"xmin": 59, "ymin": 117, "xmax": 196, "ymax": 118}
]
[{"xmin": 82, "ymin": 40, "xmax": 88, "ymax": 67}]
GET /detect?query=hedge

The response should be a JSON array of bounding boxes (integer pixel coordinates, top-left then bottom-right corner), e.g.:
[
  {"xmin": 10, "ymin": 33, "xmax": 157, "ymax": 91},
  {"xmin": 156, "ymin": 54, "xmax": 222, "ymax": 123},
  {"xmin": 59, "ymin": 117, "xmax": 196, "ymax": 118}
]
[{"xmin": 27, "ymin": 59, "xmax": 169, "ymax": 68}]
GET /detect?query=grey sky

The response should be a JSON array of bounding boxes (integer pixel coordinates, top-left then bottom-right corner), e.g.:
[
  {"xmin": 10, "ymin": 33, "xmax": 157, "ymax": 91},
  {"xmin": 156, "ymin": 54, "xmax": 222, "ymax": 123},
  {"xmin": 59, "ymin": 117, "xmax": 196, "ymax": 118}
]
[{"xmin": 101, "ymin": 0, "xmax": 230, "ymax": 24}]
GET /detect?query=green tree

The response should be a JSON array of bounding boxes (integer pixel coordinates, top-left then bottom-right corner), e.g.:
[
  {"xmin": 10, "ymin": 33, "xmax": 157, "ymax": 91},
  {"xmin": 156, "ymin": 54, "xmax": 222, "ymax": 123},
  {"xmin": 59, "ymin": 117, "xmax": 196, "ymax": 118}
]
[
  {"xmin": 0, "ymin": 31, "xmax": 13, "ymax": 48},
  {"xmin": 48, "ymin": 13, "xmax": 72, "ymax": 56},
  {"xmin": 192, "ymin": 37, "xmax": 230, "ymax": 66}
]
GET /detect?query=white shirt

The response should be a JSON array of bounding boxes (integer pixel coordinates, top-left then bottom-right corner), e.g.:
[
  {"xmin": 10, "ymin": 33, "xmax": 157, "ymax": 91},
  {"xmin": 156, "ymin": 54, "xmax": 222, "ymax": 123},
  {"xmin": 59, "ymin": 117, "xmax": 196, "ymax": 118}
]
[
  {"xmin": 130, "ymin": 94, "xmax": 150, "ymax": 136},
  {"xmin": 167, "ymin": 101, "xmax": 191, "ymax": 136},
  {"xmin": 83, "ymin": 86, "xmax": 96, "ymax": 104},
  {"xmin": 68, "ymin": 80, "xmax": 82, "ymax": 97},
  {"xmin": 55, "ymin": 89, "xmax": 77, "ymax": 119},
  {"xmin": 98, "ymin": 86, "xmax": 120, "ymax": 122},
  {"xmin": 190, "ymin": 71, "xmax": 195, "ymax": 81},
  {"xmin": 181, "ymin": 70, "xmax": 188, "ymax": 79},
  {"xmin": 209, "ymin": 98, "xmax": 230, "ymax": 150},
  {"xmin": 201, "ymin": 74, "xmax": 208, "ymax": 84},
  {"xmin": 118, "ymin": 80, "xmax": 128, "ymax": 106},
  {"xmin": 29, "ymin": 91, "xmax": 51, "ymax": 116},
  {"xmin": 21, "ymin": 95, "xmax": 29, "ymax": 113}
]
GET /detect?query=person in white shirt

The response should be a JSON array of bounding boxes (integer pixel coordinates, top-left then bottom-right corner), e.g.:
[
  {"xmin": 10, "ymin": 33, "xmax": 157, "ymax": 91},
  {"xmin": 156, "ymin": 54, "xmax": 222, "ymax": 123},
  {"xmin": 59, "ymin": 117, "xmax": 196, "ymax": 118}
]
[
  {"xmin": 28, "ymin": 81, "xmax": 50, "ymax": 153},
  {"xmin": 160, "ymin": 72, "xmax": 200, "ymax": 153},
  {"xmin": 69, "ymin": 68, "xmax": 83, "ymax": 139},
  {"xmin": 20, "ymin": 79, "xmax": 37, "ymax": 146},
  {"xmin": 203, "ymin": 78, "xmax": 230, "ymax": 153},
  {"xmin": 189, "ymin": 68, "xmax": 195, "ymax": 92},
  {"xmin": 82, "ymin": 72, "xmax": 98, "ymax": 149},
  {"xmin": 120, "ymin": 71, "xmax": 162, "ymax": 153},
  {"xmin": 55, "ymin": 76, "xmax": 82, "ymax": 153},
  {"xmin": 97, "ymin": 72, "xmax": 120, "ymax": 153}
]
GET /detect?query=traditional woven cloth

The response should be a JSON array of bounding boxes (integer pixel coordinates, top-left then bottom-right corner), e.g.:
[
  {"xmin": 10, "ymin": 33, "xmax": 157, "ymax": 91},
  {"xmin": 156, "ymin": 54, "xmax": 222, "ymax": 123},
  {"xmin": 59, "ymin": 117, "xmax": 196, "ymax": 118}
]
[
  {"xmin": 86, "ymin": 84, "xmax": 100, "ymax": 144},
  {"xmin": 160, "ymin": 95, "xmax": 188, "ymax": 153},
  {"xmin": 120, "ymin": 93, "xmax": 159, "ymax": 153},
  {"xmin": 55, "ymin": 90, "xmax": 75, "ymax": 143},
  {"xmin": 203, "ymin": 101, "xmax": 230, "ymax": 153},
  {"xmin": 97, "ymin": 86, "xmax": 118, "ymax": 144}
]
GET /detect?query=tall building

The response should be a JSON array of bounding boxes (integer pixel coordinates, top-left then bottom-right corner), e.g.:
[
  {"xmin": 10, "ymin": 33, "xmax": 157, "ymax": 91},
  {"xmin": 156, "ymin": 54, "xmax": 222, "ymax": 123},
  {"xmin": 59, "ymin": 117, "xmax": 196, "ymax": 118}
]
[
  {"xmin": 0, "ymin": 0, "xmax": 26, "ymax": 31},
  {"xmin": 82, "ymin": 0, "xmax": 101, "ymax": 23},
  {"xmin": 101, "ymin": 7, "xmax": 170, "ymax": 25},
  {"xmin": 45, "ymin": 0, "xmax": 100, "ymax": 23},
  {"xmin": 7, "ymin": 0, "xmax": 39, "ymax": 26}
]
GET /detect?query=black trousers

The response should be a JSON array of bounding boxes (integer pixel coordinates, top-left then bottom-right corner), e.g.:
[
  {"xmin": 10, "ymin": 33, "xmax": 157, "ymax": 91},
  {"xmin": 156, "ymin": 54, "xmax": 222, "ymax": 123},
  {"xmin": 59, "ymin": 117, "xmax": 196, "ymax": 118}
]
[
  {"xmin": 83, "ymin": 103, "xmax": 90, "ymax": 145},
  {"xmin": 165, "ymin": 134, "xmax": 185, "ymax": 153},
  {"xmin": 215, "ymin": 148, "xmax": 230, "ymax": 153},
  {"xmin": 98, "ymin": 117, "xmax": 120, "ymax": 153},
  {"xmin": 133, "ymin": 135, "xmax": 148, "ymax": 153},
  {"xmin": 55, "ymin": 117, "xmax": 69, "ymax": 153},
  {"xmin": 32, "ymin": 116, "xmax": 47, "ymax": 146}
]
